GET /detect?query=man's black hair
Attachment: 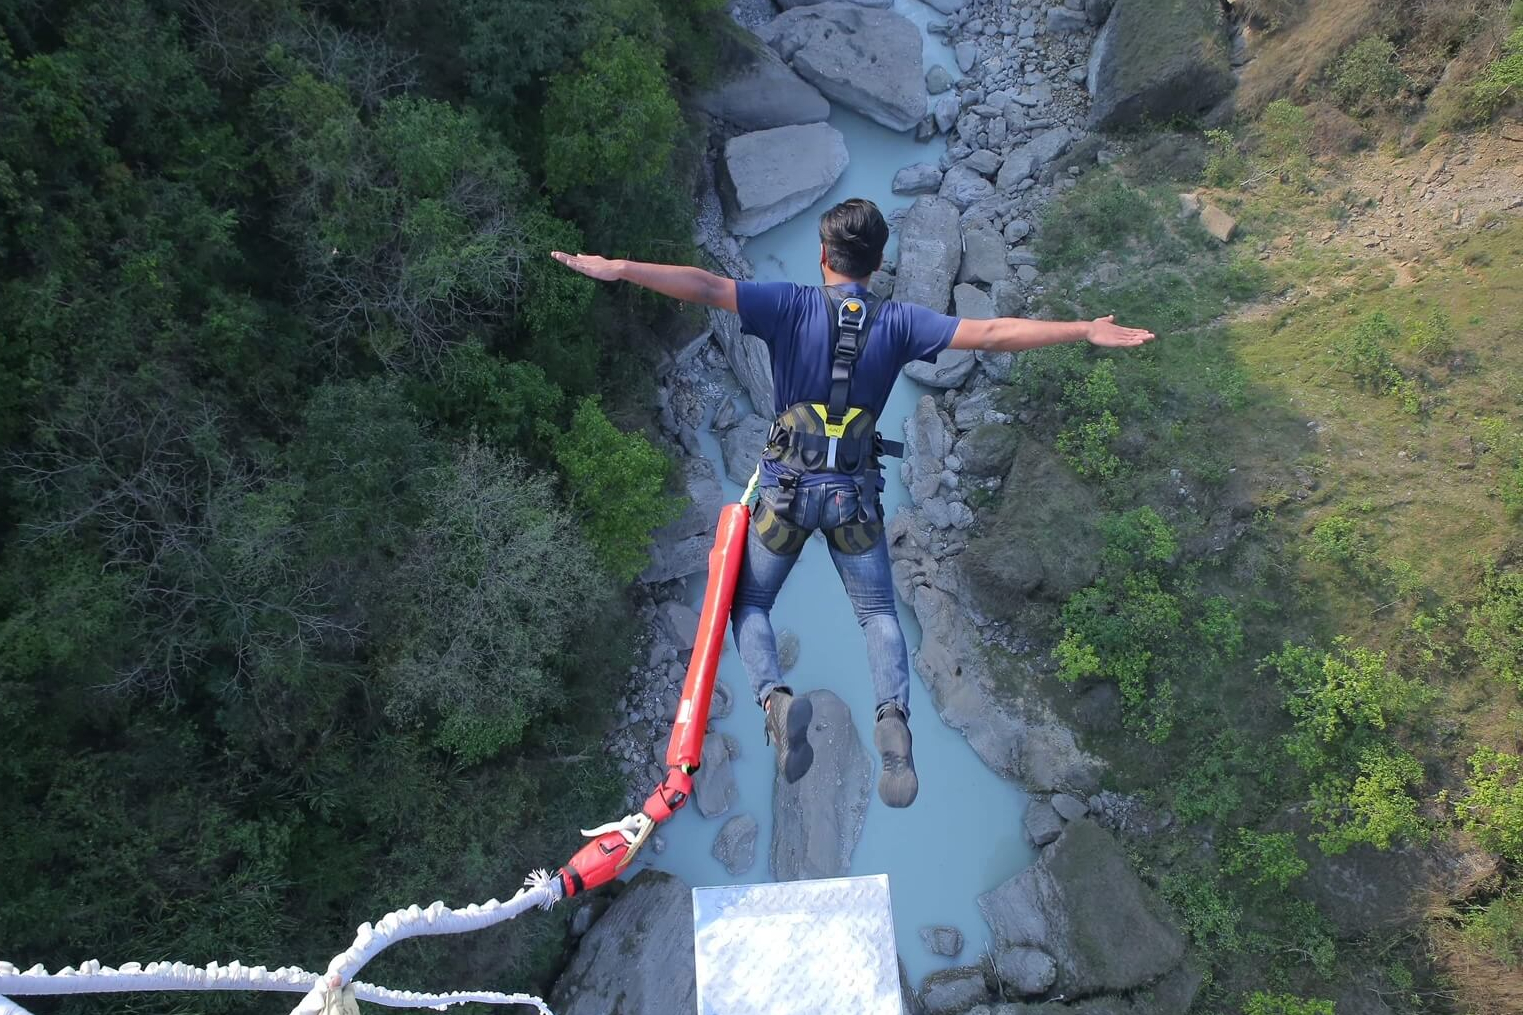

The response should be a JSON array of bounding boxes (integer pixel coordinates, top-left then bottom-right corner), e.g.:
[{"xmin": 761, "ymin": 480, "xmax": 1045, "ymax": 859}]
[{"xmin": 818, "ymin": 198, "xmax": 889, "ymax": 280}]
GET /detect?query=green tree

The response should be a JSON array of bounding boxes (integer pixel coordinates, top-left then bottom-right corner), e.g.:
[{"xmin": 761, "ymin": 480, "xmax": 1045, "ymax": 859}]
[
  {"xmin": 552, "ymin": 397, "xmax": 681, "ymax": 582},
  {"xmin": 380, "ymin": 438, "xmax": 610, "ymax": 762},
  {"xmin": 1454, "ymin": 746, "xmax": 1523, "ymax": 864},
  {"xmin": 1466, "ymin": 565, "xmax": 1523, "ymax": 692},
  {"xmin": 542, "ymin": 34, "xmax": 692, "ymax": 256},
  {"xmin": 1222, "ymin": 829, "xmax": 1308, "ymax": 890}
]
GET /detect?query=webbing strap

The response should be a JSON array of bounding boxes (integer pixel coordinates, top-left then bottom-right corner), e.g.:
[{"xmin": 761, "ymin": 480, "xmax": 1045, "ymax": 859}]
[{"xmin": 821, "ymin": 286, "xmax": 883, "ymax": 425}]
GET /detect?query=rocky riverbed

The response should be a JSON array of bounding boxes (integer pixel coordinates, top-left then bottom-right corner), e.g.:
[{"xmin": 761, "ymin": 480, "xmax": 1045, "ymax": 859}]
[{"xmin": 558, "ymin": 2, "xmax": 1249, "ymax": 1012}]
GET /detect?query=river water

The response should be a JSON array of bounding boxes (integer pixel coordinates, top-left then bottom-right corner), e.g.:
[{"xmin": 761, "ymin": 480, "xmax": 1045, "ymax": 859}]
[{"xmin": 642, "ymin": 1, "xmax": 1035, "ymax": 988}]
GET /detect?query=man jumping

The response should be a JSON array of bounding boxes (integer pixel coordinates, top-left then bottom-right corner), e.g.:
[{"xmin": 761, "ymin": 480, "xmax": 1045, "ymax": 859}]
[{"xmin": 553, "ymin": 197, "xmax": 1154, "ymax": 808}]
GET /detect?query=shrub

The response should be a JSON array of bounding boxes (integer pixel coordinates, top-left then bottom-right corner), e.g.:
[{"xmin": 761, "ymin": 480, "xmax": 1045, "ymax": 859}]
[
  {"xmin": 1101, "ymin": 507, "xmax": 1179, "ymax": 567},
  {"xmin": 1257, "ymin": 100, "xmax": 1314, "ymax": 179},
  {"xmin": 1330, "ymin": 36, "xmax": 1407, "ymax": 114},
  {"xmin": 1309, "ymin": 742, "xmax": 1428, "ymax": 854},
  {"xmin": 1036, "ymin": 173, "xmax": 1159, "ymax": 268},
  {"xmin": 1222, "ymin": 828, "xmax": 1308, "ymax": 890},
  {"xmin": 552, "ymin": 396, "xmax": 682, "ymax": 582},
  {"xmin": 1454, "ymin": 746, "xmax": 1523, "ymax": 864},
  {"xmin": 1469, "ymin": 23, "xmax": 1523, "ymax": 121},
  {"xmin": 1264, "ymin": 639, "xmax": 1431, "ymax": 772},
  {"xmin": 1204, "ymin": 128, "xmax": 1249, "ymax": 188},
  {"xmin": 1466, "ymin": 565, "xmax": 1523, "ymax": 691},
  {"xmin": 1406, "ymin": 308, "xmax": 1455, "ymax": 364},
  {"xmin": 1462, "ymin": 892, "xmax": 1523, "ymax": 968},
  {"xmin": 1159, "ymin": 868, "xmax": 1243, "ymax": 956},
  {"xmin": 1244, "ymin": 993, "xmax": 1335, "ymax": 1015}
]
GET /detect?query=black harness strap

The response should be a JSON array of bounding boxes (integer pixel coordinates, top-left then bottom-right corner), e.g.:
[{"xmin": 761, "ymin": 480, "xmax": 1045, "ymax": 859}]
[{"xmin": 822, "ymin": 286, "xmax": 885, "ymax": 425}]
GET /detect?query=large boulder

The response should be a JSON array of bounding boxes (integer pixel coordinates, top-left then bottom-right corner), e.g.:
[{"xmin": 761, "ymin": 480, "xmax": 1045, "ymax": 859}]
[
  {"xmin": 997, "ymin": 128, "xmax": 1074, "ymax": 191},
  {"xmin": 694, "ymin": 733, "xmax": 739, "ymax": 818},
  {"xmin": 957, "ymin": 228, "xmax": 1009, "ymax": 285},
  {"xmin": 978, "ymin": 820, "xmax": 1187, "ymax": 997},
  {"xmin": 955, "ymin": 423, "xmax": 1019, "ymax": 477},
  {"xmin": 695, "ymin": 26, "xmax": 830, "ymax": 129},
  {"xmin": 893, "ymin": 197, "xmax": 962, "ymax": 313},
  {"xmin": 712, "ymin": 309, "xmax": 774, "ymax": 418},
  {"xmin": 551, "ymin": 869, "xmax": 696, "ymax": 1015},
  {"xmin": 953, "ymin": 282, "xmax": 997, "ymax": 320},
  {"xmin": 760, "ymin": 4, "xmax": 928, "ymax": 132},
  {"xmin": 920, "ymin": 966, "xmax": 989, "ymax": 1015},
  {"xmin": 938, "ymin": 164, "xmax": 996, "ymax": 211},
  {"xmin": 771, "ymin": 689, "xmax": 871, "ymax": 880},
  {"xmin": 1086, "ymin": 0, "xmax": 1234, "ymax": 130},
  {"xmin": 712, "ymin": 813, "xmax": 759, "ymax": 875},
  {"xmin": 640, "ymin": 456, "xmax": 724, "ymax": 584},
  {"xmin": 902, "ymin": 395, "xmax": 953, "ymax": 506},
  {"xmin": 894, "ymin": 163, "xmax": 944, "ymax": 195},
  {"xmin": 965, "ymin": 440, "xmax": 1103, "ymax": 606},
  {"xmin": 722, "ymin": 414, "xmax": 772, "ymax": 484},
  {"xmin": 721, "ymin": 122, "xmax": 849, "ymax": 237},
  {"xmin": 995, "ymin": 946, "xmax": 1058, "ymax": 996},
  {"xmin": 903, "ymin": 348, "xmax": 977, "ymax": 389}
]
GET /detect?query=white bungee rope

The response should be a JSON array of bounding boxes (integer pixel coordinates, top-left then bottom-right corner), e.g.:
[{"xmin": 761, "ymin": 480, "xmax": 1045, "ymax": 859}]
[{"xmin": 1, "ymin": 870, "xmax": 563, "ymax": 1015}]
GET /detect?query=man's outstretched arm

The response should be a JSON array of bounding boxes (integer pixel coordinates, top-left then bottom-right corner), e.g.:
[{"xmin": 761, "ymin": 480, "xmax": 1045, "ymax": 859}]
[
  {"xmin": 949, "ymin": 314, "xmax": 1155, "ymax": 352},
  {"xmin": 551, "ymin": 252, "xmax": 738, "ymax": 313}
]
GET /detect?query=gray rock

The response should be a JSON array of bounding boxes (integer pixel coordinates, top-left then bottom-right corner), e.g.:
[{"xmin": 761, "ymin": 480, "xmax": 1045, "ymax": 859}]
[
  {"xmin": 712, "ymin": 814, "xmax": 759, "ymax": 875},
  {"xmin": 949, "ymin": 501, "xmax": 975, "ymax": 529},
  {"xmin": 951, "ymin": 388, "xmax": 1001, "ymax": 430},
  {"xmin": 656, "ymin": 601, "xmax": 700, "ymax": 652},
  {"xmin": 923, "ymin": 496, "xmax": 953, "ymax": 529},
  {"xmin": 711, "ymin": 678, "xmax": 735, "ymax": 719},
  {"xmin": 938, "ymin": 164, "xmax": 996, "ymax": 211},
  {"xmin": 777, "ymin": 627, "xmax": 801, "ymax": 673},
  {"xmin": 923, "ymin": 0, "xmax": 967, "ymax": 11},
  {"xmin": 1179, "ymin": 192, "xmax": 1203, "ymax": 219},
  {"xmin": 904, "ymin": 348, "xmax": 978, "ymax": 388},
  {"xmin": 995, "ymin": 946, "xmax": 1058, "ymax": 996},
  {"xmin": 1024, "ymin": 799, "xmax": 1064, "ymax": 846},
  {"xmin": 722, "ymin": 414, "xmax": 772, "ymax": 484},
  {"xmin": 778, "ymin": 0, "xmax": 893, "ymax": 5},
  {"xmin": 569, "ymin": 904, "xmax": 596, "ymax": 938},
  {"xmin": 978, "ymin": 820, "xmax": 1186, "ymax": 996},
  {"xmin": 953, "ymin": 282, "xmax": 997, "ymax": 321},
  {"xmin": 920, "ymin": 924, "xmax": 965, "ymax": 957},
  {"xmin": 1200, "ymin": 202, "xmax": 1237, "ymax": 242},
  {"xmin": 956, "ymin": 423, "xmax": 1020, "ymax": 477},
  {"xmin": 893, "ymin": 197, "xmax": 962, "ymax": 313},
  {"xmin": 920, "ymin": 966, "xmax": 989, "ymax": 1015},
  {"xmin": 957, "ymin": 228, "xmax": 1009, "ymax": 285},
  {"xmin": 711, "ymin": 396, "xmax": 740, "ymax": 432},
  {"xmin": 712, "ymin": 309, "xmax": 774, "ymax": 417},
  {"xmin": 1047, "ymin": 7, "xmax": 1089, "ymax": 34},
  {"xmin": 955, "ymin": 41, "xmax": 977, "ymax": 73},
  {"xmin": 640, "ymin": 533, "xmax": 711, "ymax": 584},
  {"xmin": 1052, "ymin": 792, "xmax": 1091, "ymax": 821},
  {"xmin": 694, "ymin": 731, "xmax": 739, "ymax": 817},
  {"xmin": 1087, "ymin": 0, "xmax": 1234, "ymax": 130},
  {"xmin": 762, "ymin": 5, "xmax": 929, "ymax": 132},
  {"xmin": 904, "ymin": 395, "xmax": 952, "ymax": 505},
  {"xmin": 1003, "ymin": 218, "xmax": 1032, "ymax": 243},
  {"xmin": 772, "ymin": 689, "xmax": 871, "ymax": 880},
  {"xmin": 926, "ymin": 64, "xmax": 953, "ymax": 95},
  {"xmin": 695, "ymin": 28, "xmax": 830, "ymax": 129},
  {"xmin": 720, "ymin": 122, "xmax": 848, "ymax": 236},
  {"xmin": 963, "ymin": 149, "xmax": 1001, "ymax": 177},
  {"xmin": 1086, "ymin": 0, "xmax": 1115, "ymax": 25},
  {"xmin": 637, "ymin": 457, "xmax": 714, "ymax": 582},
  {"xmin": 991, "ymin": 279, "xmax": 1025, "ymax": 317},
  {"xmin": 893, "ymin": 163, "xmax": 944, "ymax": 195},
  {"xmin": 551, "ymin": 869, "xmax": 696, "ymax": 1015},
  {"xmin": 933, "ymin": 93, "xmax": 959, "ymax": 133}
]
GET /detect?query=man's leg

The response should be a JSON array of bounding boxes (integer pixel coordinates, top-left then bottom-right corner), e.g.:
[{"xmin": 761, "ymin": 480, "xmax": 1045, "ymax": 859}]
[
  {"xmin": 732, "ymin": 495, "xmax": 813, "ymax": 782},
  {"xmin": 828, "ymin": 532, "xmax": 918, "ymax": 807}
]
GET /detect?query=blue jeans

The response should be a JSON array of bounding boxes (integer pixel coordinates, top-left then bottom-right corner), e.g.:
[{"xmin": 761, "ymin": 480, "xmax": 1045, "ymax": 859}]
[{"xmin": 732, "ymin": 480, "xmax": 912, "ymax": 720}]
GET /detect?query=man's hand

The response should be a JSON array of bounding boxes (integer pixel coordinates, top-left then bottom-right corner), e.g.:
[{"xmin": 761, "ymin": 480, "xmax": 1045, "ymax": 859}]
[
  {"xmin": 551, "ymin": 250, "xmax": 624, "ymax": 282},
  {"xmin": 1087, "ymin": 315, "xmax": 1155, "ymax": 348}
]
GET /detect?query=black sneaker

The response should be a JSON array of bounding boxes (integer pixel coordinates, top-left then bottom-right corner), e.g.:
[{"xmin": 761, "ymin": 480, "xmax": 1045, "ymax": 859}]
[
  {"xmin": 764, "ymin": 687, "xmax": 814, "ymax": 784},
  {"xmin": 874, "ymin": 703, "xmax": 918, "ymax": 808}
]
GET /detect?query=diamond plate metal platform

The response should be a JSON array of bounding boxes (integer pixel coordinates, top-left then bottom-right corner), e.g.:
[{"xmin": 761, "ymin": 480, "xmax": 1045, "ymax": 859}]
[{"xmin": 692, "ymin": 875, "xmax": 902, "ymax": 1015}]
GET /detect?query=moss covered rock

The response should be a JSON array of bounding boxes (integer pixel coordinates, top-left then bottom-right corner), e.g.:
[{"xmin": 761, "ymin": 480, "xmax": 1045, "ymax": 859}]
[{"xmin": 1086, "ymin": 0, "xmax": 1234, "ymax": 130}]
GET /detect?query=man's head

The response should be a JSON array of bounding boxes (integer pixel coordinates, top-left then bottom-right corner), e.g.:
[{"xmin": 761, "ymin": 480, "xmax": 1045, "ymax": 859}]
[{"xmin": 818, "ymin": 198, "xmax": 888, "ymax": 282}]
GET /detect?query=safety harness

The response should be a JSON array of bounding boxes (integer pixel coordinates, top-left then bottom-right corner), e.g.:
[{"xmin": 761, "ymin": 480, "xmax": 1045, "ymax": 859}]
[{"xmin": 753, "ymin": 286, "xmax": 904, "ymax": 556}]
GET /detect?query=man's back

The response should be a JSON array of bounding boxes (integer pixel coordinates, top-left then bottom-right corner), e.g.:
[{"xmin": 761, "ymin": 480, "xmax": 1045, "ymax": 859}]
[{"xmin": 735, "ymin": 280, "xmax": 959, "ymax": 422}]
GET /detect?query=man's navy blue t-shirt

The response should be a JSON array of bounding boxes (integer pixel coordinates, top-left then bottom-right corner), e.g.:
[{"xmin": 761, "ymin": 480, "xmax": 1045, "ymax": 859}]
[{"xmin": 735, "ymin": 279, "xmax": 960, "ymax": 487}]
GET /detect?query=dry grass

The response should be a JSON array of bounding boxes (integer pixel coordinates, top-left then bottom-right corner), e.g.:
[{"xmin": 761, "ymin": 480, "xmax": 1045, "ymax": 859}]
[{"xmin": 1237, "ymin": 0, "xmax": 1385, "ymax": 114}]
